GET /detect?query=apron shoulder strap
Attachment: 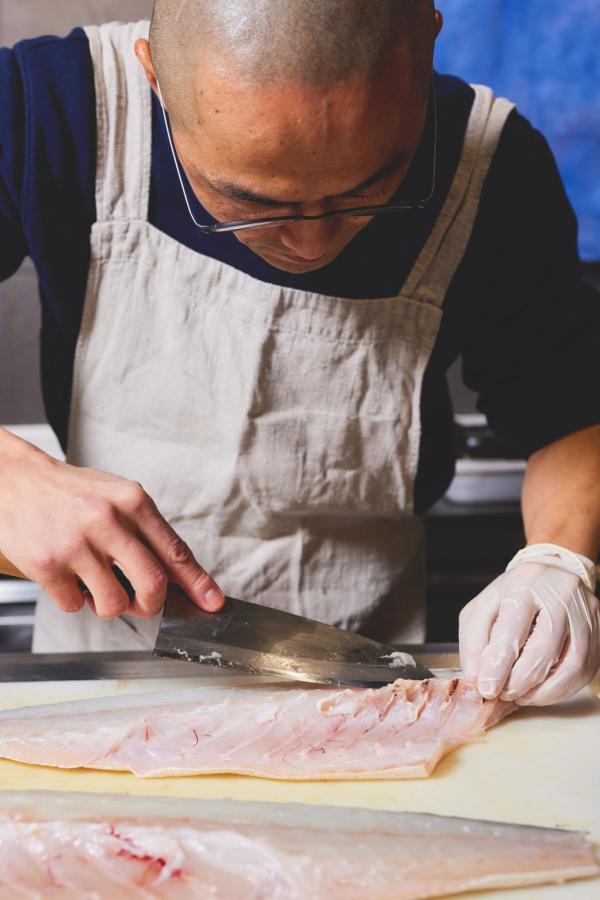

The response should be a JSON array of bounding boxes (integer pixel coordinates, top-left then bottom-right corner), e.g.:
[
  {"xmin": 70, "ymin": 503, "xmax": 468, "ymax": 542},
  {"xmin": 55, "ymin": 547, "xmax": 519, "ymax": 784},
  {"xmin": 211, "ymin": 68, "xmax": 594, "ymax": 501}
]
[
  {"xmin": 84, "ymin": 21, "xmax": 152, "ymax": 224},
  {"xmin": 402, "ymin": 84, "xmax": 515, "ymax": 308}
]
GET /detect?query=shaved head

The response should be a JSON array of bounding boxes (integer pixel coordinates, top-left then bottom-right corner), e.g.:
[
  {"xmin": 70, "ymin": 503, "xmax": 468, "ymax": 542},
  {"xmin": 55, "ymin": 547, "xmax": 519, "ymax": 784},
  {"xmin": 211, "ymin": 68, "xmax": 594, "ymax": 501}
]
[{"xmin": 150, "ymin": 0, "xmax": 436, "ymax": 128}]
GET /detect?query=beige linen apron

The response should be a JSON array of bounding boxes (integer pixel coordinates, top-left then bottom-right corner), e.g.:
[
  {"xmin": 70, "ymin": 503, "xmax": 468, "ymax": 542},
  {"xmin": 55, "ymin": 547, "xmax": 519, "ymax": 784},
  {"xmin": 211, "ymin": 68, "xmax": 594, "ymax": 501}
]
[{"xmin": 33, "ymin": 22, "xmax": 514, "ymax": 652}]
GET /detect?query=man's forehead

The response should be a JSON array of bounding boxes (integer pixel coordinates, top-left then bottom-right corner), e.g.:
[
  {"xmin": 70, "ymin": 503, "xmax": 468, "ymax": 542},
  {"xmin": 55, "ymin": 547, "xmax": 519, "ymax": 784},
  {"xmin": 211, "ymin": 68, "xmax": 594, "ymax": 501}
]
[
  {"xmin": 186, "ymin": 61, "xmax": 423, "ymax": 155},
  {"xmin": 179, "ymin": 106, "xmax": 421, "ymax": 205}
]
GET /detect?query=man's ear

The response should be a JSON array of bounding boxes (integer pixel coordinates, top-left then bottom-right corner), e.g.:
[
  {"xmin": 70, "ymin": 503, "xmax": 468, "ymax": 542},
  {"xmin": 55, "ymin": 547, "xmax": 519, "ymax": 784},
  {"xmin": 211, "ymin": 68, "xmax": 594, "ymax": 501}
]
[
  {"xmin": 434, "ymin": 9, "xmax": 444, "ymax": 39},
  {"xmin": 135, "ymin": 39, "xmax": 158, "ymax": 93}
]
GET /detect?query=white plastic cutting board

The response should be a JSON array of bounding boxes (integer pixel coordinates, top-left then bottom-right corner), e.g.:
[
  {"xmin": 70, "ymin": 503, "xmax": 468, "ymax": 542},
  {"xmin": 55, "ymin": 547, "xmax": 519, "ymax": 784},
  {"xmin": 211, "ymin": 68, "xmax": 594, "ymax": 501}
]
[{"xmin": 0, "ymin": 677, "xmax": 598, "ymax": 900}]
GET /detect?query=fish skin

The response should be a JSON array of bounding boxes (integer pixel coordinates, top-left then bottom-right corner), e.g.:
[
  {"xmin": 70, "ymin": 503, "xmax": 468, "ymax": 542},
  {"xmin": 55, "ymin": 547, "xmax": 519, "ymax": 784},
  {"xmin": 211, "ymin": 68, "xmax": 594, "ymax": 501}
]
[
  {"xmin": 0, "ymin": 792, "xmax": 597, "ymax": 899},
  {"xmin": 0, "ymin": 678, "xmax": 515, "ymax": 779}
]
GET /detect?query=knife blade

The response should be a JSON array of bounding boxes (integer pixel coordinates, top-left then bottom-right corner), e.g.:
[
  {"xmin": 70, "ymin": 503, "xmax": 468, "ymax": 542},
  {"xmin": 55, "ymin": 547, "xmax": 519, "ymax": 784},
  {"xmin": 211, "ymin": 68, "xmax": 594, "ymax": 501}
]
[{"xmin": 154, "ymin": 586, "xmax": 434, "ymax": 687}]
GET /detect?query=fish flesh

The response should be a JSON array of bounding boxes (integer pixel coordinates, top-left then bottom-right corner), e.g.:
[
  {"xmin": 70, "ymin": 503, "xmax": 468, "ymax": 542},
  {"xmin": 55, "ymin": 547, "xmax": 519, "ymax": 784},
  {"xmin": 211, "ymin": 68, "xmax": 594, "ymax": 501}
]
[
  {"xmin": 0, "ymin": 678, "xmax": 514, "ymax": 779},
  {"xmin": 4, "ymin": 793, "xmax": 595, "ymax": 898},
  {"xmin": 0, "ymin": 677, "xmax": 513, "ymax": 779},
  {"xmin": 0, "ymin": 792, "xmax": 596, "ymax": 899}
]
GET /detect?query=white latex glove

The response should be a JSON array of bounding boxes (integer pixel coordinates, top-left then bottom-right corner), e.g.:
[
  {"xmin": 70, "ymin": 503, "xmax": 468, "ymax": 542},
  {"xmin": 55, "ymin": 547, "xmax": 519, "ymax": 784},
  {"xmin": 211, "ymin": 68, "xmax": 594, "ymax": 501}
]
[{"xmin": 459, "ymin": 544, "xmax": 600, "ymax": 706}]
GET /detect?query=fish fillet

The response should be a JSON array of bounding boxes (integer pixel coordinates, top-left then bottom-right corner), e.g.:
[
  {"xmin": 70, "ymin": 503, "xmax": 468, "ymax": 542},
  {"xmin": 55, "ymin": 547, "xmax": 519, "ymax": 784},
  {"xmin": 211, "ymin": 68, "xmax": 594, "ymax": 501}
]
[
  {"xmin": 0, "ymin": 792, "xmax": 596, "ymax": 899},
  {"xmin": 0, "ymin": 678, "xmax": 514, "ymax": 779}
]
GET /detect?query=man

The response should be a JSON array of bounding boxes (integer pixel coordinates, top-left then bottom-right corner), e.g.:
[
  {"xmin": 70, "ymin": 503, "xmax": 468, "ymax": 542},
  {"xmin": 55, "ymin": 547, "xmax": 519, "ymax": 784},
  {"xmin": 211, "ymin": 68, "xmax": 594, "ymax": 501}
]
[{"xmin": 0, "ymin": 1, "xmax": 599, "ymax": 705}]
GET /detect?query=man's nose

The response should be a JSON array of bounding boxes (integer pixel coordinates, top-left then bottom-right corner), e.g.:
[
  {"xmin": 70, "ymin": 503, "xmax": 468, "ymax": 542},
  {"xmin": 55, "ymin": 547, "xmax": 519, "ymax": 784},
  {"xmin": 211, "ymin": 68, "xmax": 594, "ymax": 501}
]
[{"xmin": 278, "ymin": 211, "xmax": 339, "ymax": 260}]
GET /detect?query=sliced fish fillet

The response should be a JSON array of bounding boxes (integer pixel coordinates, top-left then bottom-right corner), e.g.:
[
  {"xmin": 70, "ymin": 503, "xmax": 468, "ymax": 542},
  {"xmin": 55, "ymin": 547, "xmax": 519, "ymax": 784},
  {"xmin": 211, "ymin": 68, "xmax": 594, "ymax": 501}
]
[
  {"xmin": 0, "ymin": 678, "xmax": 514, "ymax": 779},
  {"xmin": 0, "ymin": 792, "xmax": 596, "ymax": 899}
]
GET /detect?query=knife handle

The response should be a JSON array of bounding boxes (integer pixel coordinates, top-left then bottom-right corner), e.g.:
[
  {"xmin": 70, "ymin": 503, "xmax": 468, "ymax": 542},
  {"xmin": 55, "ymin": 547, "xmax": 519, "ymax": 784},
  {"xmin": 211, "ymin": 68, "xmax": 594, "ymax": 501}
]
[{"xmin": 0, "ymin": 550, "xmax": 25, "ymax": 579}]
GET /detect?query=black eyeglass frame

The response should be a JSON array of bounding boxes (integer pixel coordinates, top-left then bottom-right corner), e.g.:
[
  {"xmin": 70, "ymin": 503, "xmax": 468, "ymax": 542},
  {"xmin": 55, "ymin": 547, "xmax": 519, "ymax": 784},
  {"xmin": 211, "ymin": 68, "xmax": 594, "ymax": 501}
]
[{"xmin": 157, "ymin": 77, "xmax": 438, "ymax": 235}]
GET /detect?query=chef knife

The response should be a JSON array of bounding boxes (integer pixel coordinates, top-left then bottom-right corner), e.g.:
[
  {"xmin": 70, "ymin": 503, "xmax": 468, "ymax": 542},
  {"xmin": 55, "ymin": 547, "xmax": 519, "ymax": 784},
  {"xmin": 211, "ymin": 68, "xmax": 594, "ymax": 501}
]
[
  {"xmin": 0, "ymin": 550, "xmax": 434, "ymax": 686},
  {"xmin": 154, "ymin": 585, "xmax": 434, "ymax": 687}
]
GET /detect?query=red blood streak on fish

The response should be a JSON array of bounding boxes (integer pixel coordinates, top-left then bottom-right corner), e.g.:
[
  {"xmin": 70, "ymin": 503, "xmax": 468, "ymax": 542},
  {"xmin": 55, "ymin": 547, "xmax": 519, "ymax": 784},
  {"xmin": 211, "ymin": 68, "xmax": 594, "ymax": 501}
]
[
  {"xmin": 109, "ymin": 825, "xmax": 183, "ymax": 885},
  {"xmin": 117, "ymin": 848, "xmax": 166, "ymax": 868}
]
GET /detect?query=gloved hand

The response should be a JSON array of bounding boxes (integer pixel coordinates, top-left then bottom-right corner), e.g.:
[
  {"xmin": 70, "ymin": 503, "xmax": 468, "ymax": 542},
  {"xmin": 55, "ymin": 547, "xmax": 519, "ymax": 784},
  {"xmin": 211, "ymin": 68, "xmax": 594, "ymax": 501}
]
[{"xmin": 459, "ymin": 544, "xmax": 600, "ymax": 706}]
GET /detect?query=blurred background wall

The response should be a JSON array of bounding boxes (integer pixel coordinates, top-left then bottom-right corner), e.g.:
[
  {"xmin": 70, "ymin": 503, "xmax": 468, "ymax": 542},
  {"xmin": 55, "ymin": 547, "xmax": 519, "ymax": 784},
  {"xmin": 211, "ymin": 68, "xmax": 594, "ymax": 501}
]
[{"xmin": 435, "ymin": 0, "xmax": 600, "ymax": 263}]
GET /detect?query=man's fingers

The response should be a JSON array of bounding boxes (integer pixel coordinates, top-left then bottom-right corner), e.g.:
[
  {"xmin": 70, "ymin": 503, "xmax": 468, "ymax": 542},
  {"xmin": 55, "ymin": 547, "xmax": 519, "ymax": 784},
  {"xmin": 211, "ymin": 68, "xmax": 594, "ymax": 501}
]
[
  {"xmin": 476, "ymin": 592, "xmax": 537, "ymax": 699},
  {"xmin": 137, "ymin": 501, "xmax": 224, "ymax": 611},
  {"xmin": 500, "ymin": 604, "xmax": 567, "ymax": 701},
  {"xmin": 516, "ymin": 635, "xmax": 592, "ymax": 707},
  {"xmin": 517, "ymin": 589, "xmax": 600, "ymax": 707},
  {"xmin": 458, "ymin": 590, "xmax": 502, "ymax": 680},
  {"xmin": 77, "ymin": 557, "xmax": 131, "ymax": 619},
  {"xmin": 108, "ymin": 535, "xmax": 168, "ymax": 619},
  {"xmin": 162, "ymin": 533, "xmax": 224, "ymax": 611},
  {"xmin": 43, "ymin": 576, "xmax": 86, "ymax": 614}
]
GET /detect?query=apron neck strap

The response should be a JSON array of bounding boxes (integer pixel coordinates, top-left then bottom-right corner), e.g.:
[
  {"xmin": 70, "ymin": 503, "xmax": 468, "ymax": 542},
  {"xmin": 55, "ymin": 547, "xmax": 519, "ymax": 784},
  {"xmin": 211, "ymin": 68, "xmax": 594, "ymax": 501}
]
[{"xmin": 84, "ymin": 21, "xmax": 152, "ymax": 224}]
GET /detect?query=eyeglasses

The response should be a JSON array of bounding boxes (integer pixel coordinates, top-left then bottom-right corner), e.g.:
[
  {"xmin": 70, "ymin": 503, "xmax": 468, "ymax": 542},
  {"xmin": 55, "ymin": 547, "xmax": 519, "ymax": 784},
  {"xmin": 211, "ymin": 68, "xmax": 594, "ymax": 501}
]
[{"xmin": 157, "ymin": 78, "xmax": 437, "ymax": 235}]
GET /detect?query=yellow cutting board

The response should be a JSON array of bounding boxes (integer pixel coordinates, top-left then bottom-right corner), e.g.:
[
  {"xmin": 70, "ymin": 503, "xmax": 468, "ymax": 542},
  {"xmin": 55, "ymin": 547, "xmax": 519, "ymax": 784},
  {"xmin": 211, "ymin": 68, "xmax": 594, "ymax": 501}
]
[{"xmin": 1, "ymin": 677, "xmax": 598, "ymax": 900}]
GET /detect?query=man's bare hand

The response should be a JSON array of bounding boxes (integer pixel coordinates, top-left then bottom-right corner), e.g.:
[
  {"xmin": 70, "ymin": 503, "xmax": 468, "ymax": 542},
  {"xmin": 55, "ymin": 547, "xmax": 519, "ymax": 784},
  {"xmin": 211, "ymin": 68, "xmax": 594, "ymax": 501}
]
[{"xmin": 0, "ymin": 429, "xmax": 224, "ymax": 619}]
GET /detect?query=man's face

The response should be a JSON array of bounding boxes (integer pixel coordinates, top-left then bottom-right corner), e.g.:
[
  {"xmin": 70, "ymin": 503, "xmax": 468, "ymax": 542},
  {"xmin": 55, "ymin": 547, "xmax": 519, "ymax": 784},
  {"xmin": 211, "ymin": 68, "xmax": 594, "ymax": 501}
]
[{"xmin": 160, "ymin": 49, "xmax": 428, "ymax": 274}]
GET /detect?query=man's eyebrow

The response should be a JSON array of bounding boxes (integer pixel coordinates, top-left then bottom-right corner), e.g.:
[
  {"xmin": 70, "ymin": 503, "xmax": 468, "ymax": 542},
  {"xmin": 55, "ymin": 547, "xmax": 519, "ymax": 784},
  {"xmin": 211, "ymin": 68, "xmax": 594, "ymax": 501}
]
[
  {"xmin": 208, "ymin": 148, "xmax": 411, "ymax": 208},
  {"xmin": 346, "ymin": 149, "xmax": 412, "ymax": 194},
  {"xmin": 209, "ymin": 182, "xmax": 294, "ymax": 208}
]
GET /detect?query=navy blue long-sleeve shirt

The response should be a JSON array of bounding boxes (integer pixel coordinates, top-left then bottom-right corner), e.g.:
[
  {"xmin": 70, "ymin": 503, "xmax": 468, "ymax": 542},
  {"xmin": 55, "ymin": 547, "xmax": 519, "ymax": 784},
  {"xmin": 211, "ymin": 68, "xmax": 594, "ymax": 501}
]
[{"xmin": 1, "ymin": 28, "xmax": 599, "ymax": 513}]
